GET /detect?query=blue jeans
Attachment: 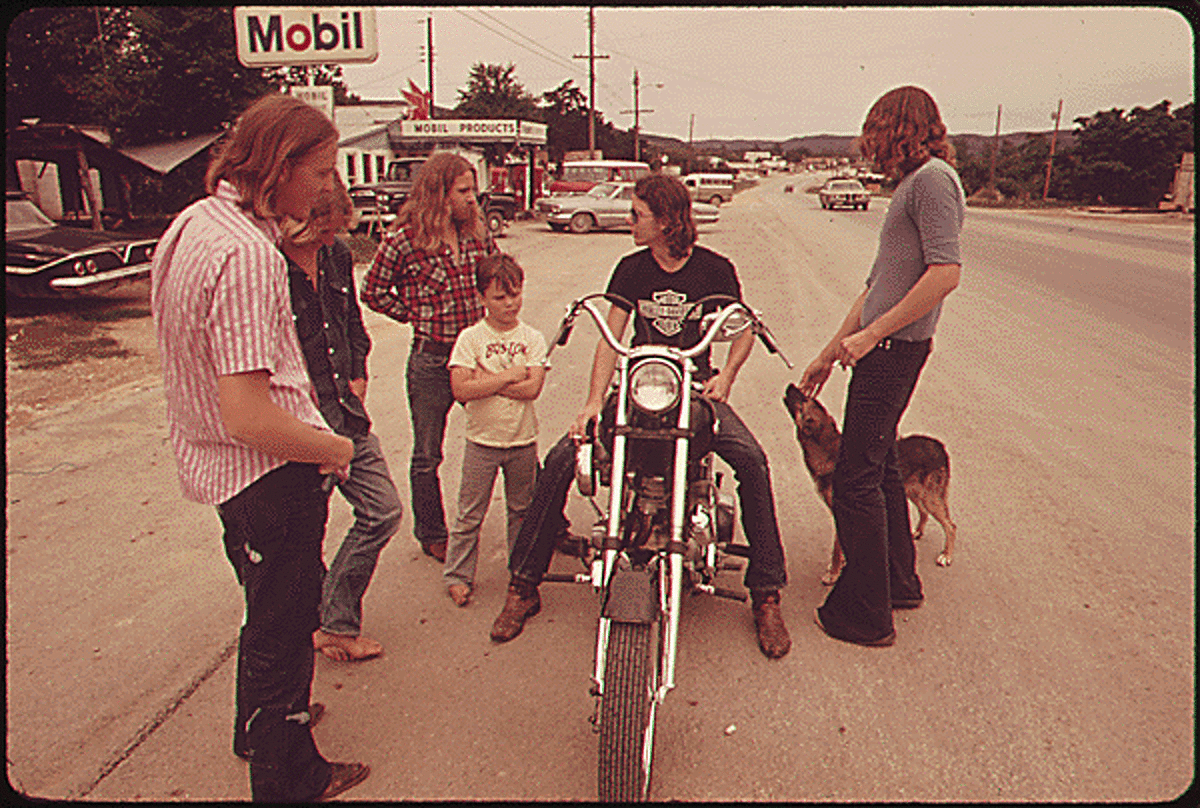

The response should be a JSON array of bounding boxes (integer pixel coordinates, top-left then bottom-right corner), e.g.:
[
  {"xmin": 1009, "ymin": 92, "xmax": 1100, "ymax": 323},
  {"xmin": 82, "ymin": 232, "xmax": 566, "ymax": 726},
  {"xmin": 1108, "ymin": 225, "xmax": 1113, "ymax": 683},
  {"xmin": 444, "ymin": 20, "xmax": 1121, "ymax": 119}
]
[
  {"xmin": 445, "ymin": 441, "xmax": 538, "ymax": 587},
  {"xmin": 818, "ymin": 338, "xmax": 930, "ymax": 643},
  {"xmin": 219, "ymin": 463, "xmax": 333, "ymax": 802},
  {"xmin": 509, "ymin": 400, "xmax": 788, "ymax": 594},
  {"xmin": 321, "ymin": 431, "xmax": 402, "ymax": 636},
  {"xmin": 406, "ymin": 349, "xmax": 455, "ymax": 549}
]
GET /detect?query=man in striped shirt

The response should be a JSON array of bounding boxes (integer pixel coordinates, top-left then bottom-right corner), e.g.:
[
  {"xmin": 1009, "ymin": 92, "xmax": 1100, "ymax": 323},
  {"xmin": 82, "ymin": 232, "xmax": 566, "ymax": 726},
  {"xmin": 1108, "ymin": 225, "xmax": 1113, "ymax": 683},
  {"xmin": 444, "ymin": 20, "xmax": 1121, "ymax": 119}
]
[
  {"xmin": 151, "ymin": 93, "xmax": 368, "ymax": 802},
  {"xmin": 361, "ymin": 152, "xmax": 498, "ymax": 564}
]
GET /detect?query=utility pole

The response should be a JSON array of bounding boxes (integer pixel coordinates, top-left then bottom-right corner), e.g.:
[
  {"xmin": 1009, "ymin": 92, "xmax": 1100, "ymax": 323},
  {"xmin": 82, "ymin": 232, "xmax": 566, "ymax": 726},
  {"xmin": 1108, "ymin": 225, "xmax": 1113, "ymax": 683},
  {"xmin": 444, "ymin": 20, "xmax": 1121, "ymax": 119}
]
[
  {"xmin": 426, "ymin": 16, "xmax": 435, "ymax": 118},
  {"xmin": 1042, "ymin": 98, "xmax": 1063, "ymax": 201},
  {"xmin": 988, "ymin": 104, "xmax": 1002, "ymax": 195},
  {"xmin": 621, "ymin": 70, "xmax": 658, "ymax": 163},
  {"xmin": 573, "ymin": 7, "xmax": 608, "ymax": 158}
]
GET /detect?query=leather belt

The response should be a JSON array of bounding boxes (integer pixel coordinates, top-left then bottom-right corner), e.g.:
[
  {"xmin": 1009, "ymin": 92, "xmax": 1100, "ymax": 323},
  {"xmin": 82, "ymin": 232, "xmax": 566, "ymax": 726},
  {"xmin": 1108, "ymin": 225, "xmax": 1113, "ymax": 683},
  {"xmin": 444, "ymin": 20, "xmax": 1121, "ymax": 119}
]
[
  {"xmin": 877, "ymin": 337, "xmax": 931, "ymax": 353},
  {"xmin": 413, "ymin": 337, "xmax": 452, "ymax": 356}
]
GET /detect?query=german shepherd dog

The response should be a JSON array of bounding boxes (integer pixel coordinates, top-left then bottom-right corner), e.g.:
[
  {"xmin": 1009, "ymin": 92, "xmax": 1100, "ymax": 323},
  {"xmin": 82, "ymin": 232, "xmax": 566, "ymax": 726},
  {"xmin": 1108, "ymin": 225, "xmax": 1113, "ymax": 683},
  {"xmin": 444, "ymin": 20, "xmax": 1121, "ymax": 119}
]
[{"xmin": 783, "ymin": 383, "xmax": 957, "ymax": 585}]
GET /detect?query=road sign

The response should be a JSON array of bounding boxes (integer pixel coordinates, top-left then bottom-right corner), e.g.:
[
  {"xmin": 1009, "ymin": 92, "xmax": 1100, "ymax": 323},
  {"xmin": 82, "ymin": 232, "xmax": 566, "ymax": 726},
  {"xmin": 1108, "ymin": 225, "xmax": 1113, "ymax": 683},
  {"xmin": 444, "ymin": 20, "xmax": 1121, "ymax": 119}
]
[{"xmin": 234, "ymin": 7, "xmax": 378, "ymax": 67}]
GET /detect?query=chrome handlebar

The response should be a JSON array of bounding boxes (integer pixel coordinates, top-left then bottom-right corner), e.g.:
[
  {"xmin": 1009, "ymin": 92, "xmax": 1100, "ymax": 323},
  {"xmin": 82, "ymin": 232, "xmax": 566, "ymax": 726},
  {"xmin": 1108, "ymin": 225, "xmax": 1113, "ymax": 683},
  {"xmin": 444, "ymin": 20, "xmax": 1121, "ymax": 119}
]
[{"xmin": 545, "ymin": 293, "xmax": 793, "ymax": 369}]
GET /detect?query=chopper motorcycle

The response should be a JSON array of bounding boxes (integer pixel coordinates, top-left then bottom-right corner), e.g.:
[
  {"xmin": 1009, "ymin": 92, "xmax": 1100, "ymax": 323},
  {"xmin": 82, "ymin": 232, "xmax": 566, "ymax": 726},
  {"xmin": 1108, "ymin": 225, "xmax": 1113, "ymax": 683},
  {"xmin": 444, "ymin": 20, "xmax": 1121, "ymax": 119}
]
[{"xmin": 540, "ymin": 292, "xmax": 792, "ymax": 801}]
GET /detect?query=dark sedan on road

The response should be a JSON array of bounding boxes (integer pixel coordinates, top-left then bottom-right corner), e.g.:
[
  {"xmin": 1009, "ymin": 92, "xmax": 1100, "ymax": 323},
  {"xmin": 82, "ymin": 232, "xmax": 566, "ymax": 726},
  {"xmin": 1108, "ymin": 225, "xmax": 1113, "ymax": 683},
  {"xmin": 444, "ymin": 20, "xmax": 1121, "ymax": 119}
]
[
  {"xmin": 6, "ymin": 190, "xmax": 158, "ymax": 298},
  {"xmin": 818, "ymin": 178, "xmax": 871, "ymax": 210},
  {"xmin": 537, "ymin": 181, "xmax": 720, "ymax": 233}
]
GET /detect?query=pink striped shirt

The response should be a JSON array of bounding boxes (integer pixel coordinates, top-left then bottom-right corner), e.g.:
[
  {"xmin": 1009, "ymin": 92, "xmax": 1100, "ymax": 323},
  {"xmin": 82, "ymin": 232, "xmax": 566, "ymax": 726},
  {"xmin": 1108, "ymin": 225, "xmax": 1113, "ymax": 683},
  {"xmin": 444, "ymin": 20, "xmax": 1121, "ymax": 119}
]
[{"xmin": 151, "ymin": 180, "xmax": 330, "ymax": 504}]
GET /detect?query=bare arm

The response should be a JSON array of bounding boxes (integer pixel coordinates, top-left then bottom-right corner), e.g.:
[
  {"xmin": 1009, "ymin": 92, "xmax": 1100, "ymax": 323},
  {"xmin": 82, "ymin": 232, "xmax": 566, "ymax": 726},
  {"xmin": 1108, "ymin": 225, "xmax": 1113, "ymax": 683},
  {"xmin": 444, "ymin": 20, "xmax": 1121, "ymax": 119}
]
[
  {"xmin": 799, "ymin": 288, "xmax": 868, "ymax": 397},
  {"xmin": 702, "ymin": 329, "xmax": 754, "ymax": 402},
  {"xmin": 497, "ymin": 365, "xmax": 547, "ymax": 400},
  {"xmin": 217, "ymin": 371, "xmax": 353, "ymax": 476},
  {"xmin": 838, "ymin": 263, "xmax": 960, "ymax": 364},
  {"xmin": 449, "ymin": 364, "xmax": 528, "ymax": 402}
]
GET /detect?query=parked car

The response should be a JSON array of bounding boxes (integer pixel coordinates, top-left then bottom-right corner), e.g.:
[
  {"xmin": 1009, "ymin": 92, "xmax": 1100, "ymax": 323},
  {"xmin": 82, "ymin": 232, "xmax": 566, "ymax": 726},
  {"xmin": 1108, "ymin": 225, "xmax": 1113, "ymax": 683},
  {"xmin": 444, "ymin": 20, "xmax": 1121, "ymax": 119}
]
[
  {"xmin": 349, "ymin": 155, "xmax": 517, "ymax": 235},
  {"xmin": 5, "ymin": 190, "xmax": 158, "ymax": 298},
  {"xmin": 819, "ymin": 178, "xmax": 870, "ymax": 210},
  {"xmin": 536, "ymin": 182, "xmax": 719, "ymax": 234}
]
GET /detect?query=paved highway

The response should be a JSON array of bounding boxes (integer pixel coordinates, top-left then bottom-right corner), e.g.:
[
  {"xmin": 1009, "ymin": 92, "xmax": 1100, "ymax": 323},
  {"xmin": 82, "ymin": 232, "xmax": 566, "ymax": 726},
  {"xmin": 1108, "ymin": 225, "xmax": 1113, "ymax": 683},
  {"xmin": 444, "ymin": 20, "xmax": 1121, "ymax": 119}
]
[{"xmin": 7, "ymin": 173, "xmax": 1193, "ymax": 801}]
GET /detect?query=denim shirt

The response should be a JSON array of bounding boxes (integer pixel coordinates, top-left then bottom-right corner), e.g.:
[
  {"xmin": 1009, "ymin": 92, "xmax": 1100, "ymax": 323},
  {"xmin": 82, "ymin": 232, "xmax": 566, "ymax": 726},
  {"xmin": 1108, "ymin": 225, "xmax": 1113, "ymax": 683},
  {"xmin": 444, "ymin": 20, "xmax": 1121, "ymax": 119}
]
[{"xmin": 287, "ymin": 238, "xmax": 372, "ymax": 438}]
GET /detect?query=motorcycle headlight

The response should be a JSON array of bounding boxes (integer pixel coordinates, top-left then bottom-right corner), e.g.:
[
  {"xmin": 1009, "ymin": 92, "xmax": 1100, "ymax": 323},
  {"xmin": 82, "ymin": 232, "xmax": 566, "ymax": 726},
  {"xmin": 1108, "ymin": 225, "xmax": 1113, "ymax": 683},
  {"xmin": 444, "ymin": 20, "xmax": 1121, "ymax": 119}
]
[{"xmin": 629, "ymin": 359, "xmax": 681, "ymax": 413}]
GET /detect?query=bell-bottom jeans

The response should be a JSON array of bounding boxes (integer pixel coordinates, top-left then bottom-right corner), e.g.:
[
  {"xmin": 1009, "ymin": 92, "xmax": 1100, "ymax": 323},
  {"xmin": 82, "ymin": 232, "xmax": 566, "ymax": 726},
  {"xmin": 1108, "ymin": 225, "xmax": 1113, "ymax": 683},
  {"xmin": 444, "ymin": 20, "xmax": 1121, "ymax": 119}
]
[
  {"xmin": 817, "ymin": 338, "xmax": 931, "ymax": 644},
  {"xmin": 219, "ymin": 462, "xmax": 332, "ymax": 802},
  {"xmin": 407, "ymin": 348, "xmax": 455, "ymax": 550},
  {"xmin": 320, "ymin": 430, "xmax": 402, "ymax": 636}
]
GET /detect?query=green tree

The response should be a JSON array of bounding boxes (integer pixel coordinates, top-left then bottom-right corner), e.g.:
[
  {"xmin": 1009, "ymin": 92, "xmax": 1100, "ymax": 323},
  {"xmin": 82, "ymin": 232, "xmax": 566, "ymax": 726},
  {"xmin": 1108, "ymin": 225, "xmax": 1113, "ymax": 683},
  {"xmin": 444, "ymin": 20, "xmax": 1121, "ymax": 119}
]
[
  {"xmin": 537, "ymin": 79, "xmax": 631, "ymax": 164},
  {"xmin": 1068, "ymin": 100, "xmax": 1189, "ymax": 206},
  {"xmin": 7, "ymin": 7, "xmax": 357, "ymax": 147},
  {"xmin": 453, "ymin": 62, "xmax": 540, "ymax": 120}
]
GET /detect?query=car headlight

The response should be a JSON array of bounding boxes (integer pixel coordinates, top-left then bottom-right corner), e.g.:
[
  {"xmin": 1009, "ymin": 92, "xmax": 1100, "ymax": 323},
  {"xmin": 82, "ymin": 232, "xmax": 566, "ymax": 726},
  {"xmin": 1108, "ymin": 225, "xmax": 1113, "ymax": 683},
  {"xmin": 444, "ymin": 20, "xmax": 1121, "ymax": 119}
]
[{"xmin": 629, "ymin": 359, "xmax": 681, "ymax": 413}]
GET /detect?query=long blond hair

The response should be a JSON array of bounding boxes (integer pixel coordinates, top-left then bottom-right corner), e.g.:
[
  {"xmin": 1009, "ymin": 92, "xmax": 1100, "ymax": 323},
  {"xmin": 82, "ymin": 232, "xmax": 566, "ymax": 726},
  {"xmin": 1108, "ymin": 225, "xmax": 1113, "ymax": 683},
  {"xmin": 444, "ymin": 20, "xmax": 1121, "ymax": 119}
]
[
  {"xmin": 206, "ymin": 93, "xmax": 338, "ymax": 221},
  {"xmin": 857, "ymin": 85, "xmax": 955, "ymax": 181},
  {"xmin": 392, "ymin": 151, "xmax": 484, "ymax": 249},
  {"xmin": 281, "ymin": 175, "xmax": 355, "ymax": 246}
]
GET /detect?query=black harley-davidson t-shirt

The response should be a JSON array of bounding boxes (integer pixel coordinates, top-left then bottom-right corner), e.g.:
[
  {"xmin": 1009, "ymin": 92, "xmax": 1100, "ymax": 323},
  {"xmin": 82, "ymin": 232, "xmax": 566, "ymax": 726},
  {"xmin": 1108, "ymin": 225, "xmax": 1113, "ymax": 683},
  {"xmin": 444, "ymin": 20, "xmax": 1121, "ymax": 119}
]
[{"xmin": 605, "ymin": 245, "xmax": 743, "ymax": 380}]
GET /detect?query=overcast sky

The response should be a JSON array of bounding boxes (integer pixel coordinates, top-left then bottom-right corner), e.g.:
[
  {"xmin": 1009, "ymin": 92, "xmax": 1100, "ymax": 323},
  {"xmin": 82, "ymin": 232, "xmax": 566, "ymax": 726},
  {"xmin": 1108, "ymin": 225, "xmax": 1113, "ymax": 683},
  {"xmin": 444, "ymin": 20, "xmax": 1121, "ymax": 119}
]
[{"xmin": 338, "ymin": 6, "xmax": 1194, "ymax": 141}]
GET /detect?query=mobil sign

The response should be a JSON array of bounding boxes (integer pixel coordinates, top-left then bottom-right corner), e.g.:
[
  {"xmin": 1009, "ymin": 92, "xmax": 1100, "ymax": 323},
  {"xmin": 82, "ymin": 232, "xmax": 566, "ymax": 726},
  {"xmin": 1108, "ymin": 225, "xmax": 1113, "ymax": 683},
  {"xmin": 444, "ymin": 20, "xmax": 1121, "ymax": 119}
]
[{"xmin": 234, "ymin": 7, "xmax": 378, "ymax": 67}]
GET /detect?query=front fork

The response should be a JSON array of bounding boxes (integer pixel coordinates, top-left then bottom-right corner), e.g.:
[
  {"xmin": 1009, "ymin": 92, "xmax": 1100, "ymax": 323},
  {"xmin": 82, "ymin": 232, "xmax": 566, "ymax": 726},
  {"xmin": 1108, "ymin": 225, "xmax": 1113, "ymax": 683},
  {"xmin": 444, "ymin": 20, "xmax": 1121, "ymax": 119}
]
[{"xmin": 592, "ymin": 382, "xmax": 691, "ymax": 706}]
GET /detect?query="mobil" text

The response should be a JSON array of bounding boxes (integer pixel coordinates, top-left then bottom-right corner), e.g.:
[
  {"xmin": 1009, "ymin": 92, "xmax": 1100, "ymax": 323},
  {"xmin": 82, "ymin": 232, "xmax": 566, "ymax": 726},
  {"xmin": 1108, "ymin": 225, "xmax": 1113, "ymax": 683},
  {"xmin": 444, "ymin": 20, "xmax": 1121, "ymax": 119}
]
[{"xmin": 235, "ymin": 7, "xmax": 378, "ymax": 67}]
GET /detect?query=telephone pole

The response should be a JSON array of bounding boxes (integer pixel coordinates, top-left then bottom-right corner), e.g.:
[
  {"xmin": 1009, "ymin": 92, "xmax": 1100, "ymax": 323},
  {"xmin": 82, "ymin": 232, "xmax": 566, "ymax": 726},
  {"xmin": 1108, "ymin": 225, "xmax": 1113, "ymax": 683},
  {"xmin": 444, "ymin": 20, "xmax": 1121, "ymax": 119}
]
[
  {"xmin": 573, "ymin": 7, "xmax": 608, "ymax": 157},
  {"xmin": 988, "ymin": 104, "xmax": 1002, "ymax": 195},
  {"xmin": 426, "ymin": 16, "xmax": 435, "ymax": 119},
  {"xmin": 621, "ymin": 70, "xmax": 658, "ymax": 163},
  {"xmin": 1042, "ymin": 98, "xmax": 1063, "ymax": 201}
]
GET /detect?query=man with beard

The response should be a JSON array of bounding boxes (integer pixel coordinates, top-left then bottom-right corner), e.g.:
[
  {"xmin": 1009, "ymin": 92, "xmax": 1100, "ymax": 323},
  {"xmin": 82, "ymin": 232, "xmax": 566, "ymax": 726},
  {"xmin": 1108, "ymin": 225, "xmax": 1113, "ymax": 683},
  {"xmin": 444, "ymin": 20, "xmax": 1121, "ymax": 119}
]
[{"xmin": 361, "ymin": 153, "xmax": 498, "ymax": 564}]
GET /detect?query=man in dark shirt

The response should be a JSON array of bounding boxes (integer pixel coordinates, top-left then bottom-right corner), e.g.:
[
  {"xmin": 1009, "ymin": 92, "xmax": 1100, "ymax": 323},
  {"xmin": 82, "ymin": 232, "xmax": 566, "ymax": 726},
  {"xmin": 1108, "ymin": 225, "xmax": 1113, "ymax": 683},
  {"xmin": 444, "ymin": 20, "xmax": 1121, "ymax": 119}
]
[
  {"xmin": 282, "ymin": 183, "xmax": 402, "ymax": 664},
  {"xmin": 490, "ymin": 173, "xmax": 791, "ymax": 659}
]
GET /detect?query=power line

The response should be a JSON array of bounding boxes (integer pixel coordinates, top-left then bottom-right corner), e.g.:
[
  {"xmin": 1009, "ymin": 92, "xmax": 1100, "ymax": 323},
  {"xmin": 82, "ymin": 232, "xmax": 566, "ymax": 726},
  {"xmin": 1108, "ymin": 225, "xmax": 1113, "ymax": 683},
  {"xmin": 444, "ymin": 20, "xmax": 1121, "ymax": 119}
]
[
  {"xmin": 453, "ymin": 8, "xmax": 580, "ymax": 76},
  {"xmin": 452, "ymin": 7, "xmax": 626, "ymax": 109}
]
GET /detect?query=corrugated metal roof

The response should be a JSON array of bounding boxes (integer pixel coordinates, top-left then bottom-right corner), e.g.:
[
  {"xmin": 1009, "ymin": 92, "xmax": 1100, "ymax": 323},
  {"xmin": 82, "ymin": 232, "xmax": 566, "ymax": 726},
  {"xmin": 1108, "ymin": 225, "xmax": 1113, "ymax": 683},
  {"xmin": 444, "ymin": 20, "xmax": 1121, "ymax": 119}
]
[{"xmin": 117, "ymin": 131, "xmax": 225, "ymax": 175}]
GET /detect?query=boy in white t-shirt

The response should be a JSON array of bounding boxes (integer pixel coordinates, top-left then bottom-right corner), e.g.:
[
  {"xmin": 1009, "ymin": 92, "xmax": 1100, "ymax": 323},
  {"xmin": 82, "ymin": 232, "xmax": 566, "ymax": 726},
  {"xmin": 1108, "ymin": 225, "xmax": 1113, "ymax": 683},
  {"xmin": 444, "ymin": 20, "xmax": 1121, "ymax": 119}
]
[{"xmin": 444, "ymin": 254, "xmax": 547, "ymax": 605}]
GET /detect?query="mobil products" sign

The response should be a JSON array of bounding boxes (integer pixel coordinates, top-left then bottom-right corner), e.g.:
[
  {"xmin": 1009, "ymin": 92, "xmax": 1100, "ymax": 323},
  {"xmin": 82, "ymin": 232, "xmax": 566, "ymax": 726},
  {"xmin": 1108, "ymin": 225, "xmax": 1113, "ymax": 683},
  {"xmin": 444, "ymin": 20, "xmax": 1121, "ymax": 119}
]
[{"xmin": 234, "ymin": 7, "xmax": 378, "ymax": 67}]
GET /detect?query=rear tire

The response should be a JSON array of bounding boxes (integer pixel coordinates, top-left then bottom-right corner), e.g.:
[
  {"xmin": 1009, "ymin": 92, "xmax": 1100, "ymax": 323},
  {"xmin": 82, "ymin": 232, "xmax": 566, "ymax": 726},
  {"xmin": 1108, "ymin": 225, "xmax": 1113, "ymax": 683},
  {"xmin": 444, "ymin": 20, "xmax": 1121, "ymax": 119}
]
[
  {"xmin": 598, "ymin": 621, "xmax": 656, "ymax": 802},
  {"xmin": 487, "ymin": 209, "xmax": 505, "ymax": 235},
  {"xmin": 708, "ymin": 195, "xmax": 723, "ymax": 206},
  {"xmin": 569, "ymin": 212, "xmax": 595, "ymax": 234}
]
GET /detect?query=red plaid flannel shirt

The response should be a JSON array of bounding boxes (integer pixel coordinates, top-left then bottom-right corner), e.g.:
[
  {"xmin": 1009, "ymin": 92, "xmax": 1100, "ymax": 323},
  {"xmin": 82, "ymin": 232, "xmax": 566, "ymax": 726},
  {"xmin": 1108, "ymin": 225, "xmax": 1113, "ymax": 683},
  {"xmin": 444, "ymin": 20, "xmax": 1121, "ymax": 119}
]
[{"xmin": 360, "ymin": 224, "xmax": 496, "ymax": 344}]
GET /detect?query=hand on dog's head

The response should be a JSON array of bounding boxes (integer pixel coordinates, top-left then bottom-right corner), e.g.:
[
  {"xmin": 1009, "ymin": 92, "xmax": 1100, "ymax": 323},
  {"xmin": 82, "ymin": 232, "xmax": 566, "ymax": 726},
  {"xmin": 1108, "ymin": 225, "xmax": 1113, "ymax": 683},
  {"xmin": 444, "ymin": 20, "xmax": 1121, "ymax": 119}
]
[{"xmin": 783, "ymin": 383, "xmax": 835, "ymax": 438}]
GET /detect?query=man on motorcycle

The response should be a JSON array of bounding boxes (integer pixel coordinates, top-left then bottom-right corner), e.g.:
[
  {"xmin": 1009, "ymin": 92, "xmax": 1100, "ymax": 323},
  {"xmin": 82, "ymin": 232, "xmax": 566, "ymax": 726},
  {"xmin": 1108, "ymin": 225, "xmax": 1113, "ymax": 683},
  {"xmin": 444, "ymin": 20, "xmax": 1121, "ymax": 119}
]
[{"xmin": 490, "ymin": 173, "xmax": 792, "ymax": 659}]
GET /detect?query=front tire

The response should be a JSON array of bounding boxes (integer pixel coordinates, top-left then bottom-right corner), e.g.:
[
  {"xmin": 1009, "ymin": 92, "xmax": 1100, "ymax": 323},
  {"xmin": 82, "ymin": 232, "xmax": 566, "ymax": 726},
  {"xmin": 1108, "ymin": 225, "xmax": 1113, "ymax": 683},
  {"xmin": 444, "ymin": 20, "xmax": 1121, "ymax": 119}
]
[
  {"xmin": 598, "ymin": 621, "xmax": 656, "ymax": 801},
  {"xmin": 569, "ymin": 212, "xmax": 595, "ymax": 234},
  {"xmin": 486, "ymin": 209, "xmax": 505, "ymax": 235}
]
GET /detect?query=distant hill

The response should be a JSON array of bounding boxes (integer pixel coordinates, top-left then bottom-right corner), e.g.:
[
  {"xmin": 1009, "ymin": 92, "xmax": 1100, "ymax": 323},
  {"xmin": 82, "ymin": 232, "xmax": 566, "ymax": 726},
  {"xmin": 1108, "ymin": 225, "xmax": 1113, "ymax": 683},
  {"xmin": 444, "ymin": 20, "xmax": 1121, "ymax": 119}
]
[{"xmin": 644, "ymin": 130, "xmax": 1076, "ymax": 157}]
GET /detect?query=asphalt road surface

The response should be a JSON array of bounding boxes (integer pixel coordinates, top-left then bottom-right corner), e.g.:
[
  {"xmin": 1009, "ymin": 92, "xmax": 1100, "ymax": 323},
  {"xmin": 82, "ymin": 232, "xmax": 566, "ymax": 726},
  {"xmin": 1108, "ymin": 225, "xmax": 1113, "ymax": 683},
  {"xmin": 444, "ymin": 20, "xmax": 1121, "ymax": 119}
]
[{"xmin": 6, "ymin": 174, "xmax": 1193, "ymax": 801}]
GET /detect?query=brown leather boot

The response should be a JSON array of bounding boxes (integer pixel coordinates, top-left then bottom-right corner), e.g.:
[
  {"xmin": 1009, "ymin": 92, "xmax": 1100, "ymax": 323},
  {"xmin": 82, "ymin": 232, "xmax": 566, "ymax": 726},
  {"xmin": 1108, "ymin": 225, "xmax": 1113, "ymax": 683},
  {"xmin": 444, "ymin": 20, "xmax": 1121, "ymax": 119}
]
[
  {"xmin": 490, "ymin": 577, "xmax": 541, "ymax": 642},
  {"xmin": 751, "ymin": 590, "xmax": 792, "ymax": 659}
]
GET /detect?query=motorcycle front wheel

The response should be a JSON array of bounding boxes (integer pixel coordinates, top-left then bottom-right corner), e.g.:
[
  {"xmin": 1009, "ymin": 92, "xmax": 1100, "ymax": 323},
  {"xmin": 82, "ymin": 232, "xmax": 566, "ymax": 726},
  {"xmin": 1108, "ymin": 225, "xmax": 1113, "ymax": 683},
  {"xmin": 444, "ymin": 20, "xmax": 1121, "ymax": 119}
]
[{"xmin": 598, "ymin": 620, "xmax": 660, "ymax": 801}]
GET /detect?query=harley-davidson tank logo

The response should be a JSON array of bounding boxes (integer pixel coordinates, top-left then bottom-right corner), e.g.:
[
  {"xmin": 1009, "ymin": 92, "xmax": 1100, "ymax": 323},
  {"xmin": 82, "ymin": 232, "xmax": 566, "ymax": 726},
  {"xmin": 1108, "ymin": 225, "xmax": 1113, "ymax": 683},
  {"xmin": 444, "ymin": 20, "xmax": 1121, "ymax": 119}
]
[{"xmin": 638, "ymin": 290, "xmax": 701, "ymax": 337}]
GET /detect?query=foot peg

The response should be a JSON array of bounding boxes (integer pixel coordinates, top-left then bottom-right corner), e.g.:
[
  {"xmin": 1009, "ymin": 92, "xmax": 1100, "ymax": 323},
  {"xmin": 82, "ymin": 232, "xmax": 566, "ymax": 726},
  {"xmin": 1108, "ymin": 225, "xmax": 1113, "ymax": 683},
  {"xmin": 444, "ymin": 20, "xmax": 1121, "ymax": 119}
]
[{"xmin": 542, "ymin": 572, "xmax": 591, "ymax": 584}]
